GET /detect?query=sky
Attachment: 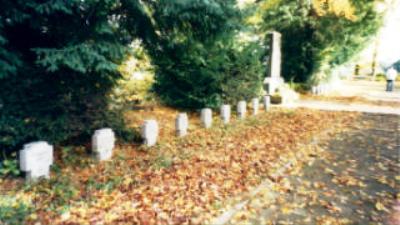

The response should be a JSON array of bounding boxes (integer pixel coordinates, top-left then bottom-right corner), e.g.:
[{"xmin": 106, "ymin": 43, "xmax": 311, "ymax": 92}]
[{"xmin": 378, "ymin": 0, "xmax": 400, "ymax": 67}]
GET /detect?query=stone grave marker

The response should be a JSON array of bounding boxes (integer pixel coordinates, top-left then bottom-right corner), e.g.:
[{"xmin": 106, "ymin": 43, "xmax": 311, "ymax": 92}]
[
  {"xmin": 141, "ymin": 120, "xmax": 159, "ymax": 147},
  {"xmin": 252, "ymin": 98, "xmax": 259, "ymax": 115},
  {"xmin": 176, "ymin": 113, "xmax": 189, "ymax": 137},
  {"xmin": 263, "ymin": 95, "xmax": 271, "ymax": 111},
  {"xmin": 220, "ymin": 105, "xmax": 231, "ymax": 124},
  {"xmin": 92, "ymin": 128, "xmax": 115, "ymax": 161},
  {"xmin": 201, "ymin": 108, "xmax": 212, "ymax": 128},
  {"xmin": 237, "ymin": 101, "xmax": 247, "ymax": 119},
  {"xmin": 312, "ymin": 86, "xmax": 317, "ymax": 95},
  {"xmin": 20, "ymin": 141, "xmax": 53, "ymax": 181}
]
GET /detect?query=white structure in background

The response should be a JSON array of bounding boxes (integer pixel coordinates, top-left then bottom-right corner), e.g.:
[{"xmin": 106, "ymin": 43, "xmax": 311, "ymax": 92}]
[
  {"xmin": 175, "ymin": 113, "xmax": 189, "ymax": 137},
  {"xmin": 20, "ymin": 141, "xmax": 53, "ymax": 181},
  {"xmin": 264, "ymin": 31, "xmax": 284, "ymax": 95},
  {"xmin": 201, "ymin": 108, "xmax": 213, "ymax": 128},
  {"xmin": 92, "ymin": 128, "xmax": 116, "ymax": 161},
  {"xmin": 237, "ymin": 101, "xmax": 247, "ymax": 119},
  {"xmin": 141, "ymin": 120, "xmax": 159, "ymax": 147},
  {"xmin": 220, "ymin": 105, "xmax": 231, "ymax": 124}
]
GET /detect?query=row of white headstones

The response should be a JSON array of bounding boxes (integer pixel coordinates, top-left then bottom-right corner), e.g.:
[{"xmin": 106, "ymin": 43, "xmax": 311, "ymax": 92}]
[
  {"xmin": 19, "ymin": 96, "xmax": 272, "ymax": 181},
  {"xmin": 311, "ymin": 84, "xmax": 334, "ymax": 95}
]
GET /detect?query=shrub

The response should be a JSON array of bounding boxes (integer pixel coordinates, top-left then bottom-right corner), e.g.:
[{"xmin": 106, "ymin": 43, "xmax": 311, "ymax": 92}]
[
  {"xmin": 0, "ymin": 1, "xmax": 151, "ymax": 153},
  {"xmin": 0, "ymin": 152, "xmax": 20, "ymax": 178},
  {"xmin": 112, "ymin": 41, "xmax": 156, "ymax": 107},
  {"xmin": 0, "ymin": 196, "xmax": 33, "ymax": 225},
  {"xmin": 149, "ymin": 0, "xmax": 264, "ymax": 109}
]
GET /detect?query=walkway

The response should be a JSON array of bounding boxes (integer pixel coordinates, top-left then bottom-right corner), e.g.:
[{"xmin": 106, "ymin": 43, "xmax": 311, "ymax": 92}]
[
  {"xmin": 211, "ymin": 80, "xmax": 400, "ymax": 225},
  {"xmin": 215, "ymin": 113, "xmax": 400, "ymax": 225}
]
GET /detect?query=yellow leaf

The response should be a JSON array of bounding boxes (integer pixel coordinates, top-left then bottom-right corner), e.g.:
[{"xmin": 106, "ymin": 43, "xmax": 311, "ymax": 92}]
[
  {"xmin": 29, "ymin": 213, "xmax": 38, "ymax": 220},
  {"xmin": 375, "ymin": 202, "xmax": 388, "ymax": 212},
  {"xmin": 281, "ymin": 205, "xmax": 293, "ymax": 214}
]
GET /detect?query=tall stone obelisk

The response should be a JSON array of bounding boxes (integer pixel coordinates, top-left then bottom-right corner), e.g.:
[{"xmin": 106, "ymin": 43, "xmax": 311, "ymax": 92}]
[{"xmin": 264, "ymin": 31, "xmax": 284, "ymax": 94}]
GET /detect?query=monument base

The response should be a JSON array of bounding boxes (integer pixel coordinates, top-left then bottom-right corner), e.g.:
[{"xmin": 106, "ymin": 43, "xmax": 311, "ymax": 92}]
[{"xmin": 263, "ymin": 77, "xmax": 284, "ymax": 95}]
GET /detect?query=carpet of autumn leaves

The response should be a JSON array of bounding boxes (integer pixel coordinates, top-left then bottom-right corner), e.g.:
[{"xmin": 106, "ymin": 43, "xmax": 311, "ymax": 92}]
[
  {"xmin": 0, "ymin": 106, "xmax": 358, "ymax": 224},
  {"xmin": 222, "ymin": 114, "xmax": 400, "ymax": 225}
]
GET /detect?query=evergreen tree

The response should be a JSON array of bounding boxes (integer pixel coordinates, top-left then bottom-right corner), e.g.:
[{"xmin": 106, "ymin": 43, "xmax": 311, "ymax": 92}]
[
  {"xmin": 148, "ymin": 0, "xmax": 265, "ymax": 109},
  {"xmin": 0, "ymin": 0, "xmax": 154, "ymax": 152}
]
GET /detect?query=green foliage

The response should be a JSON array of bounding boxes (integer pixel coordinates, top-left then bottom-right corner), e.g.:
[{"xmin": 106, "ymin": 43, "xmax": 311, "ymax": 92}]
[
  {"xmin": 392, "ymin": 60, "xmax": 400, "ymax": 72},
  {"xmin": 259, "ymin": 0, "xmax": 382, "ymax": 83},
  {"xmin": 0, "ymin": 153, "xmax": 20, "ymax": 177},
  {"xmin": 112, "ymin": 41, "xmax": 155, "ymax": 106},
  {"xmin": 0, "ymin": 197, "xmax": 33, "ymax": 225},
  {"xmin": 0, "ymin": 0, "xmax": 151, "ymax": 152},
  {"xmin": 148, "ymin": 0, "xmax": 264, "ymax": 109}
]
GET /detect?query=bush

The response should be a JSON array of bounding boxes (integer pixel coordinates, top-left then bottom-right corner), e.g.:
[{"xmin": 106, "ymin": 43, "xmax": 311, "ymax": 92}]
[
  {"xmin": 0, "ymin": 152, "xmax": 20, "ymax": 178},
  {"xmin": 150, "ymin": 0, "xmax": 264, "ymax": 109},
  {"xmin": 0, "ymin": 196, "xmax": 33, "ymax": 225},
  {"xmin": 0, "ymin": 1, "xmax": 150, "ymax": 153},
  {"xmin": 112, "ymin": 41, "xmax": 156, "ymax": 107}
]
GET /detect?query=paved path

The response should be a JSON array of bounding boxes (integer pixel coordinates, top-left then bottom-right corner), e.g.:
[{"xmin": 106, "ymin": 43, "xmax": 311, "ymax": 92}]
[
  {"xmin": 284, "ymin": 100, "xmax": 400, "ymax": 115},
  {"xmin": 334, "ymin": 80, "xmax": 400, "ymax": 102},
  {"xmin": 220, "ymin": 113, "xmax": 400, "ymax": 225},
  {"xmin": 210, "ymin": 80, "xmax": 400, "ymax": 225}
]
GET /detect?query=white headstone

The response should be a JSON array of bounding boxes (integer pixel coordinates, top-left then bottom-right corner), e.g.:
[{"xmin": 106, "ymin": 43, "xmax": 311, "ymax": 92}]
[
  {"xmin": 237, "ymin": 101, "xmax": 247, "ymax": 119},
  {"xmin": 311, "ymin": 86, "xmax": 317, "ymax": 95},
  {"xmin": 201, "ymin": 108, "xmax": 212, "ymax": 128},
  {"xmin": 20, "ymin": 141, "xmax": 53, "ymax": 181},
  {"xmin": 176, "ymin": 113, "xmax": 189, "ymax": 137},
  {"xmin": 252, "ymin": 98, "xmax": 259, "ymax": 115},
  {"xmin": 263, "ymin": 95, "xmax": 271, "ymax": 111},
  {"xmin": 281, "ymin": 93, "xmax": 288, "ymax": 105},
  {"xmin": 220, "ymin": 105, "xmax": 231, "ymax": 124},
  {"xmin": 317, "ymin": 85, "xmax": 322, "ymax": 95},
  {"xmin": 92, "ymin": 128, "xmax": 115, "ymax": 161},
  {"xmin": 141, "ymin": 120, "xmax": 159, "ymax": 147}
]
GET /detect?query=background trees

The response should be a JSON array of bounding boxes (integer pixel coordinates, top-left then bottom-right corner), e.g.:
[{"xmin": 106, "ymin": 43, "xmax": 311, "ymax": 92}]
[
  {"xmin": 147, "ymin": 0, "xmax": 264, "ymax": 109},
  {"xmin": 0, "ymin": 0, "xmax": 383, "ymax": 153},
  {"xmin": 255, "ymin": 0, "xmax": 381, "ymax": 83}
]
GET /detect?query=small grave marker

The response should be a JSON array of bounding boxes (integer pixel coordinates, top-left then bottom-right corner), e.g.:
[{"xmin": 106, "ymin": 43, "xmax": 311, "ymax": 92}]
[
  {"xmin": 176, "ymin": 113, "xmax": 189, "ymax": 137},
  {"xmin": 237, "ymin": 101, "xmax": 247, "ymax": 119},
  {"xmin": 252, "ymin": 98, "xmax": 259, "ymax": 115},
  {"xmin": 220, "ymin": 105, "xmax": 231, "ymax": 124},
  {"xmin": 92, "ymin": 128, "xmax": 115, "ymax": 161},
  {"xmin": 141, "ymin": 120, "xmax": 159, "ymax": 147},
  {"xmin": 20, "ymin": 141, "xmax": 53, "ymax": 181},
  {"xmin": 201, "ymin": 108, "xmax": 212, "ymax": 128},
  {"xmin": 263, "ymin": 95, "xmax": 271, "ymax": 111}
]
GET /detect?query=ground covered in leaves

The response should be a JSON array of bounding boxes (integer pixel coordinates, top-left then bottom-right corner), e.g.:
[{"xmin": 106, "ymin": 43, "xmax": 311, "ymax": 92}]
[
  {"xmin": 1, "ymin": 107, "xmax": 358, "ymax": 224},
  {"xmin": 224, "ymin": 113, "xmax": 400, "ymax": 225}
]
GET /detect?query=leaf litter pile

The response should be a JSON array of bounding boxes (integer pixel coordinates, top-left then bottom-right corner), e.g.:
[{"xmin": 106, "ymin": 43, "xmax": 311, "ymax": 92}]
[{"xmin": 1, "ymin": 107, "xmax": 359, "ymax": 224}]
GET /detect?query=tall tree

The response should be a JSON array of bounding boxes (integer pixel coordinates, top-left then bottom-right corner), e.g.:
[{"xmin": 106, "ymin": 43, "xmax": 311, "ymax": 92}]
[
  {"xmin": 0, "ymin": 0, "xmax": 154, "ymax": 152},
  {"xmin": 148, "ymin": 0, "xmax": 265, "ymax": 109},
  {"xmin": 253, "ymin": 0, "xmax": 382, "ymax": 82}
]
